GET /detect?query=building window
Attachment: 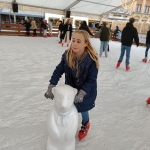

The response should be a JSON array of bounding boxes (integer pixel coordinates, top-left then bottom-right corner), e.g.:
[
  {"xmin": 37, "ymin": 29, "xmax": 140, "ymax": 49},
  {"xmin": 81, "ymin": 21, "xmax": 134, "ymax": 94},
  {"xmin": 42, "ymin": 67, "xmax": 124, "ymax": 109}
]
[
  {"xmin": 136, "ymin": 4, "xmax": 141, "ymax": 12},
  {"xmin": 125, "ymin": 9, "xmax": 130, "ymax": 14},
  {"xmin": 120, "ymin": 7, "xmax": 124, "ymax": 13},
  {"xmin": 144, "ymin": 6, "xmax": 149, "ymax": 13}
]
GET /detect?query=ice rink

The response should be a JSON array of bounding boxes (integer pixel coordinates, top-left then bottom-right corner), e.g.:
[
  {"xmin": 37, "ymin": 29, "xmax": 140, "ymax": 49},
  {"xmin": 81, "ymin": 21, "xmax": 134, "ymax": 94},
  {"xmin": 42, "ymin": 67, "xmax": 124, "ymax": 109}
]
[{"xmin": 0, "ymin": 36, "xmax": 150, "ymax": 150}]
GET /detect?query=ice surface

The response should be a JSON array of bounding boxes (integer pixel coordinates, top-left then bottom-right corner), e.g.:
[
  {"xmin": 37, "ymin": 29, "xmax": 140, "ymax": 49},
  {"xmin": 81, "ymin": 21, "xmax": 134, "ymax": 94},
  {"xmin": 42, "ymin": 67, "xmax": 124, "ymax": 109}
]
[{"xmin": 0, "ymin": 36, "xmax": 150, "ymax": 150}]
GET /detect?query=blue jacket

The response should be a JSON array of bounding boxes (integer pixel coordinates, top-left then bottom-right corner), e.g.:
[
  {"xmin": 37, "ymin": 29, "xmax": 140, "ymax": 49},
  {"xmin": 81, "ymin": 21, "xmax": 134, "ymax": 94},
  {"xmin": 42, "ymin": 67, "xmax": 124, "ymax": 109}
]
[{"xmin": 49, "ymin": 51, "xmax": 98, "ymax": 112}]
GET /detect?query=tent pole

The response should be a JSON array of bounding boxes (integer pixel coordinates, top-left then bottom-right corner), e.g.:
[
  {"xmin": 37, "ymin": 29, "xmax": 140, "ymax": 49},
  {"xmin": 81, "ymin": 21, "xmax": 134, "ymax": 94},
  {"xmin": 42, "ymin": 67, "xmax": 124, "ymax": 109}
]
[{"xmin": 14, "ymin": 12, "xmax": 16, "ymax": 23}]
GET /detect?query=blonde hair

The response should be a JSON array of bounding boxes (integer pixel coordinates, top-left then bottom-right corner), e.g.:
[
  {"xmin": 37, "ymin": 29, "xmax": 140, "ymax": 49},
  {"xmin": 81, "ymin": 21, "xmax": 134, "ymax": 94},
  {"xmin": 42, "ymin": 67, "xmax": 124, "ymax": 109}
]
[
  {"xmin": 66, "ymin": 30, "xmax": 99, "ymax": 69},
  {"xmin": 65, "ymin": 19, "xmax": 71, "ymax": 24}
]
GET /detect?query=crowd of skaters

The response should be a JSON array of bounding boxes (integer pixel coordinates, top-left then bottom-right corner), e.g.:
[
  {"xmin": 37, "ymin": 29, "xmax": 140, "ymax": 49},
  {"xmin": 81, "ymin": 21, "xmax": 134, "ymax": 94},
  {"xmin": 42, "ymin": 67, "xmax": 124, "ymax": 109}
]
[
  {"xmin": 24, "ymin": 17, "xmax": 150, "ymax": 72},
  {"xmin": 24, "ymin": 17, "xmax": 150, "ymax": 138}
]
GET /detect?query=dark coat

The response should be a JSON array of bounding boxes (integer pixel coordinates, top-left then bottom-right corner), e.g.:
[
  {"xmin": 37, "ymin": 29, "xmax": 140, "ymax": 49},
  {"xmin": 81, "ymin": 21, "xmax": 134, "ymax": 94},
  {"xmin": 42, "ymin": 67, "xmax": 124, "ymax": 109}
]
[
  {"xmin": 43, "ymin": 23, "xmax": 48, "ymax": 30},
  {"xmin": 114, "ymin": 27, "xmax": 120, "ymax": 35},
  {"xmin": 59, "ymin": 23, "xmax": 64, "ymax": 32},
  {"xmin": 25, "ymin": 22, "xmax": 31, "ymax": 30},
  {"xmin": 100, "ymin": 26, "xmax": 110, "ymax": 41},
  {"xmin": 79, "ymin": 25, "xmax": 94, "ymax": 36},
  {"xmin": 62, "ymin": 24, "xmax": 72, "ymax": 40},
  {"xmin": 146, "ymin": 30, "xmax": 150, "ymax": 44},
  {"xmin": 49, "ymin": 51, "xmax": 98, "ymax": 112},
  {"xmin": 121, "ymin": 23, "xmax": 139, "ymax": 46},
  {"xmin": 41, "ymin": 21, "xmax": 44, "ymax": 28}
]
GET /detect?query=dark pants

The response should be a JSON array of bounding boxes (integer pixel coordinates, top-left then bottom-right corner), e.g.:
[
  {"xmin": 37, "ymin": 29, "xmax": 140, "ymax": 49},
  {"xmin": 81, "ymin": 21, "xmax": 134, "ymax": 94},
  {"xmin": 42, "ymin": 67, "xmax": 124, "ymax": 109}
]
[
  {"xmin": 26, "ymin": 28, "xmax": 30, "ymax": 36},
  {"xmin": 113, "ymin": 31, "xmax": 118, "ymax": 39},
  {"xmin": 145, "ymin": 43, "xmax": 150, "ymax": 57},
  {"xmin": 118, "ymin": 45, "xmax": 131, "ymax": 66},
  {"xmin": 60, "ymin": 32, "xmax": 63, "ymax": 42},
  {"xmin": 33, "ymin": 29, "xmax": 37, "ymax": 36}
]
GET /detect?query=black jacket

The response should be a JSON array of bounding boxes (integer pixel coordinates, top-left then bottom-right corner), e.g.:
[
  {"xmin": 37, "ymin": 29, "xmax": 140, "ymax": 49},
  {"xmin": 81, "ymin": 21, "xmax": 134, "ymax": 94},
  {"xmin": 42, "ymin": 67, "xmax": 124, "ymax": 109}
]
[
  {"xmin": 43, "ymin": 23, "xmax": 48, "ymax": 30},
  {"xmin": 146, "ymin": 30, "xmax": 150, "ymax": 44},
  {"xmin": 59, "ymin": 23, "xmax": 64, "ymax": 32},
  {"xmin": 24, "ymin": 22, "xmax": 31, "ymax": 29},
  {"xmin": 79, "ymin": 25, "xmax": 94, "ymax": 36},
  {"xmin": 121, "ymin": 23, "xmax": 139, "ymax": 46},
  {"xmin": 62, "ymin": 24, "xmax": 72, "ymax": 40}
]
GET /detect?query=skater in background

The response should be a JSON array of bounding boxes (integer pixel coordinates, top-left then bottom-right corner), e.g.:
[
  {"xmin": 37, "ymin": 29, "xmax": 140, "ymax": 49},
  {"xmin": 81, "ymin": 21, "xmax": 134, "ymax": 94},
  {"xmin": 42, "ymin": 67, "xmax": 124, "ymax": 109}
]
[
  {"xmin": 142, "ymin": 25, "xmax": 150, "ymax": 63},
  {"xmin": 58, "ymin": 20, "xmax": 64, "ymax": 44},
  {"xmin": 79, "ymin": 21, "xmax": 94, "ymax": 37},
  {"xmin": 95, "ymin": 22, "xmax": 110, "ymax": 57},
  {"xmin": 95, "ymin": 23, "xmax": 110, "ymax": 52},
  {"xmin": 41, "ymin": 19, "xmax": 45, "ymax": 36},
  {"xmin": 116, "ymin": 17, "xmax": 139, "ymax": 71},
  {"xmin": 24, "ymin": 18, "xmax": 31, "ymax": 36},
  {"xmin": 43, "ymin": 20, "xmax": 48, "ymax": 38},
  {"xmin": 113, "ymin": 26, "xmax": 120, "ymax": 41},
  {"xmin": 44, "ymin": 30, "xmax": 99, "ymax": 141},
  {"xmin": 48, "ymin": 19, "xmax": 53, "ymax": 37},
  {"xmin": 61, "ymin": 19, "xmax": 72, "ymax": 47},
  {"xmin": 31, "ymin": 19, "xmax": 37, "ymax": 37}
]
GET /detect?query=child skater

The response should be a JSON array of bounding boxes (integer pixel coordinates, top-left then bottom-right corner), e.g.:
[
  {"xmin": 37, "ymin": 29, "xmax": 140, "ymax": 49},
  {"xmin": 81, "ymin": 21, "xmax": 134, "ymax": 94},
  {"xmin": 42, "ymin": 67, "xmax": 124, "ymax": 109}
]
[
  {"xmin": 44, "ymin": 30, "xmax": 99, "ymax": 141},
  {"xmin": 48, "ymin": 19, "xmax": 53, "ymax": 37},
  {"xmin": 142, "ymin": 25, "xmax": 150, "ymax": 63},
  {"xmin": 61, "ymin": 19, "xmax": 72, "ymax": 47},
  {"xmin": 58, "ymin": 20, "xmax": 64, "ymax": 44},
  {"xmin": 43, "ymin": 20, "xmax": 48, "ymax": 38}
]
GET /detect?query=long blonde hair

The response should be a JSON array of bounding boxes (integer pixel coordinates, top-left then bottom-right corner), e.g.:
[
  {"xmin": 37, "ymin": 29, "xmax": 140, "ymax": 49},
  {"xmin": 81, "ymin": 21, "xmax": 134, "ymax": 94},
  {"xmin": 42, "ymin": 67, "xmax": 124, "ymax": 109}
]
[
  {"xmin": 66, "ymin": 30, "xmax": 99, "ymax": 69},
  {"xmin": 65, "ymin": 19, "xmax": 70, "ymax": 25}
]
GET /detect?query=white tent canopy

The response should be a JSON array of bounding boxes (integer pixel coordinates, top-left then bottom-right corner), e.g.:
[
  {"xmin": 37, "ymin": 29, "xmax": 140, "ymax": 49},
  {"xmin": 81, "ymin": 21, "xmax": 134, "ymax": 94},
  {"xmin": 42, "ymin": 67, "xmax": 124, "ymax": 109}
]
[{"xmin": 1, "ymin": 0, "xmax": 123, "ymax": 15}]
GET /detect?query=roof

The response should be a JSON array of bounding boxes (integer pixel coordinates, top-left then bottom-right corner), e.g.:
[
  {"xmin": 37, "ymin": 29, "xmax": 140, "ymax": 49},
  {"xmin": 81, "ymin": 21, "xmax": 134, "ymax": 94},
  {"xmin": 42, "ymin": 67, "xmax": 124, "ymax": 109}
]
[{"xmin": 1, "ymin": 0, "xmax": 123, "ymax": 15}]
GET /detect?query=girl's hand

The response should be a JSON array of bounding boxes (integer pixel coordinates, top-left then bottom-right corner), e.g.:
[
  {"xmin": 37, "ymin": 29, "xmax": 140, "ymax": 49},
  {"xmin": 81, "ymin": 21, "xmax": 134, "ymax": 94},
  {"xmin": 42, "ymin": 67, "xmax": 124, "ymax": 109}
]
[
  {"xmin": 74, "ymin": 90, "xmax": 86, "ymax": 103},
  {"xmin": 44, "ymin": 84, "xmax": 56, "ymax": 99}
]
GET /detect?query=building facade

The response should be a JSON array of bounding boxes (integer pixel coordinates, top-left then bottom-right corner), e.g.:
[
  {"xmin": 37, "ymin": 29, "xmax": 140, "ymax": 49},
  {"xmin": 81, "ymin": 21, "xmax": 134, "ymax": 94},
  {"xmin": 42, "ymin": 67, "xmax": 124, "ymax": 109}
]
[{"xmin": 108, "ymin": 0, "xmax": 150, "ymax": 23}]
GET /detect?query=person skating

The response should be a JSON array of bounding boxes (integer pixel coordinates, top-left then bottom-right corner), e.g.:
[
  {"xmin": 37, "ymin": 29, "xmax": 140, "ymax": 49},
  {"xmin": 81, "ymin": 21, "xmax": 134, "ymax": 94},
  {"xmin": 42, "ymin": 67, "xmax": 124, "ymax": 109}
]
[
  {"xmin": 142, "ymin": 26, "xmax": 150, "ymax": 63},
  {"xmin": 43, "ymin": 20, "xmax": 48, "ymax": 38},
  {"xmin": 44, "ymin": 30, "xmax": 99, "ymax": 141},
  {"xmin": 116, "ymin": 17, "xmax": 139, "ymax": 71},
  {"xmin": 61, "ymin": 19, "xmax": 72, "ymax": 47},
  {"xmin": 24, "ymin": 18, "xmax": 31, "ymax": 36},
  {"xmin": 31, "ymin": 19, "xmax": 37, "ymax": 37},
  {"xmin": 48, "ymin": 19, "xmax": 53, "ymax": 37},
  {"xmin": 79, "ymin": 21, "xmax": 94, "ymax": 37},
  {"xmin": 95, "ymin": 22, "xmax": 110, "ymax": 57},
  {"xmin": 58, "ymin": 20, "xmax": 64, "ymax": 44},
  {"xmin": 112, "ymin": 26, "xmax": 120, "ymax": 41}
]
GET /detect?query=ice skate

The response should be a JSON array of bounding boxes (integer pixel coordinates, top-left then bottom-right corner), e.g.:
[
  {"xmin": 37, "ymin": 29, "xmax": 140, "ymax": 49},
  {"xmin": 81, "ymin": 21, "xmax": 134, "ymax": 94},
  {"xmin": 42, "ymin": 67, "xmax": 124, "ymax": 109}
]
[
  {"xmin": 126, "ymin": 66, "xmax": 130, "ymax": 71},
  {"xmin": 116, "ymin": 62, "xmax": 121, "ymax": 68},
  {"xmin": 142, "ymin": 58, "xmax": 147, "ymax": 63},
  {"xmin": 146, "ymin": 97, "xmax": 150, "ymax": 104},
  {"xmin": 78, "ymin": 121, "xmax": 90, "ymax": 141}
]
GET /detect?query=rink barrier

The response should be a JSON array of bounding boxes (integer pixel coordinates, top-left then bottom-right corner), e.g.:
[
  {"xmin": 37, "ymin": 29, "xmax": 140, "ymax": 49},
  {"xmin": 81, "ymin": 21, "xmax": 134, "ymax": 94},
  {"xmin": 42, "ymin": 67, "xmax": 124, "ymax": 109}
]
[{"xmin": 0, "ymin": 23, "xmax": 97, "ymax": 37}]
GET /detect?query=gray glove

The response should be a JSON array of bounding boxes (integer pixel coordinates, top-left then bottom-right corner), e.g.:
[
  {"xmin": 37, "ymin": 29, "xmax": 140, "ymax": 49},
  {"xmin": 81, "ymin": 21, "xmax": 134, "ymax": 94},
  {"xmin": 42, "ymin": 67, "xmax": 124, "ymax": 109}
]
[
  {"xmin": 74, "ymin": 90, "xmax": 86, "ymax": 103},
  {"xmin": 44, "ymin": 84, "xmax": 56, "ymax": 99}
]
